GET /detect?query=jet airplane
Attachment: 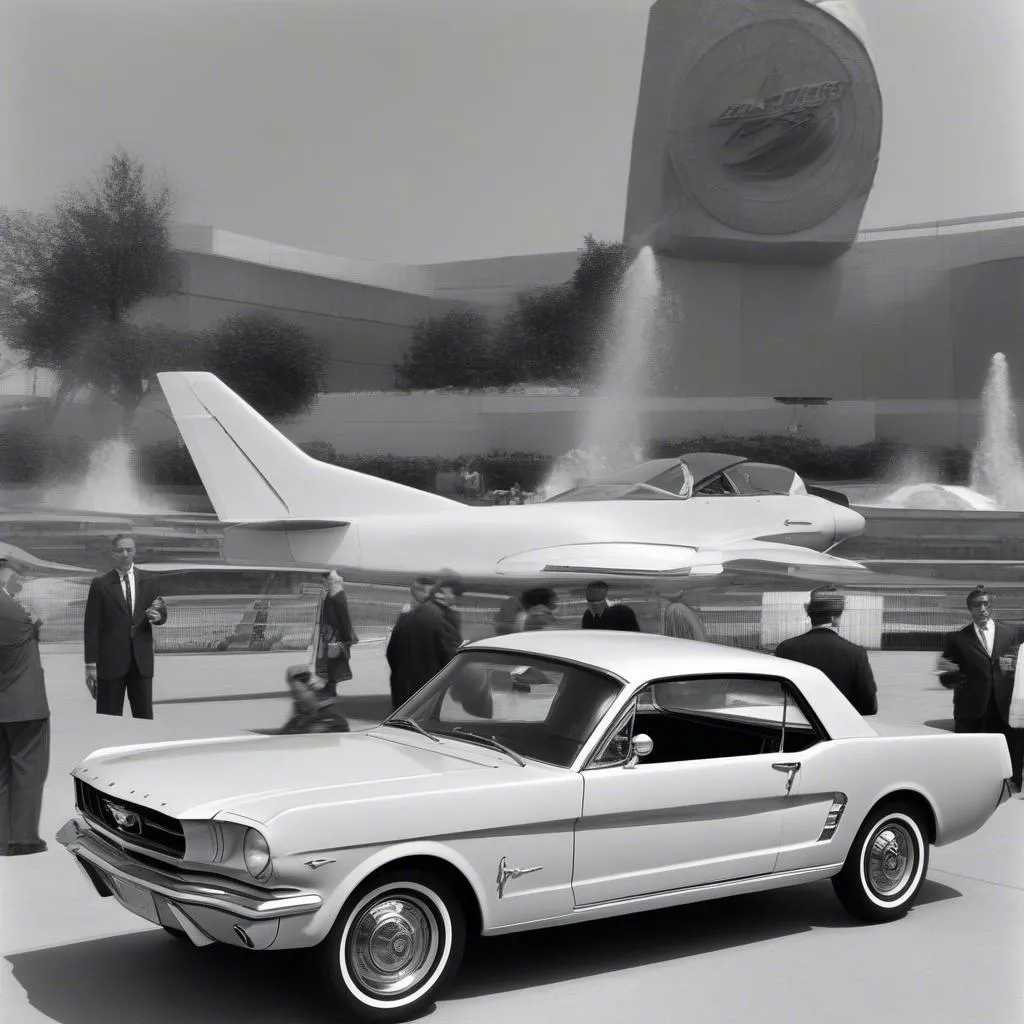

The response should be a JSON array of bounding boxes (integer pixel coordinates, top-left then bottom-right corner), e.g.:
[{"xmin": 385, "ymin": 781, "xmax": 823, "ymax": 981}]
[{"xmin": 156, "ymin": 372, "xmax": 870, "ymax": 591}]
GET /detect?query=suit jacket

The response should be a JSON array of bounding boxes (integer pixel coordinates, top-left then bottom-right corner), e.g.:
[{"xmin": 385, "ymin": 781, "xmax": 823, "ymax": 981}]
[
  {"xmin": 581, "ymin": 604, "xmax": 641, "ymax": 632},
  {"xmin": 84, "ymin": 568, "xmax": 167, "ymax": 679},
  {"xmin": 404, "ymin": 600, "xmax": 463, "ymax": 693},
  {"xmin": 941, "ymin": 620, "xmax": 1023, "ymax": 723},
  {"xmin": 775, "ymin": 626, "xmax": 878, "ymax": 716},
  {"xmin": 0, "ymin": 590, "xmax": 49, "ymax": 722}
]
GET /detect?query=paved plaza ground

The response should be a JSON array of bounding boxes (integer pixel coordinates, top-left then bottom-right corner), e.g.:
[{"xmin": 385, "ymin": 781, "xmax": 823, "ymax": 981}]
[{"xmin": 1, "ymin": 643, "xmax": 1021, "ymax": 1024}]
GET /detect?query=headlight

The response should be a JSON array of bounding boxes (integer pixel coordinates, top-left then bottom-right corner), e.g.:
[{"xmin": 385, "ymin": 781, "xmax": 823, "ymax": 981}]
[{"xmin": 242, "ymin": 828, "xmax": 271, "ymax": 878}]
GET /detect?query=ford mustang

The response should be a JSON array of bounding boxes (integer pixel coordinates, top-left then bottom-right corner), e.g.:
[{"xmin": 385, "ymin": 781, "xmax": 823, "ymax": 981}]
[{"xmin": 57, "ymin": 632, "xmax": 1013, "ymax": 1022}]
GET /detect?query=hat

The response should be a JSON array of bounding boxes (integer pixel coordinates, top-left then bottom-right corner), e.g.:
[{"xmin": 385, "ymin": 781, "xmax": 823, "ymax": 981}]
[
  {"xmin": 431, "ymin": 572, "xmax": 465, "ymax": 598},
  {"xmin": 806, "ymin": 585, "xmax": 845, "ymax": 617}
]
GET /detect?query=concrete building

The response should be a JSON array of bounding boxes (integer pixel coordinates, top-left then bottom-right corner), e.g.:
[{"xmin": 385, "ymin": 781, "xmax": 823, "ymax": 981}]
[{"xmin": 131, "ymin": 225, "xmax": 577, "ymax": 394}]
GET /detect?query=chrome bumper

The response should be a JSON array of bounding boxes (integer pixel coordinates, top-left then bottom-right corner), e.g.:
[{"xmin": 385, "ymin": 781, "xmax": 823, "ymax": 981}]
[{"xmin": 56, "ymin": 817, "xmax": 322, "ymax": 922}]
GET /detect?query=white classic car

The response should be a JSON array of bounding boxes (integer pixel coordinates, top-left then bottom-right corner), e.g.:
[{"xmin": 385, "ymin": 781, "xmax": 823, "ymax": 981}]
[{"xmin": 58, "ymin": 632, "xmax": 1013, "ymax": 1023}]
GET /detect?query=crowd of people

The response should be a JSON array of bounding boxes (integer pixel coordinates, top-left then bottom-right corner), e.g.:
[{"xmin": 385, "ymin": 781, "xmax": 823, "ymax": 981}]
[{"xmin": 3, "ymin": 538, "xmax": 1023, "ymax": 857}]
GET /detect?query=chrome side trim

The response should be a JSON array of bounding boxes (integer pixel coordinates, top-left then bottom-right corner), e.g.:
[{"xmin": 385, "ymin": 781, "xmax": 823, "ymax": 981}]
[
  {"xmin": 817, "ymin": 793, "xmax": 849, "ymax": 841},
  {"xmin": 57, "ymin": 818, "xmax": 321, "ymax": 921}
]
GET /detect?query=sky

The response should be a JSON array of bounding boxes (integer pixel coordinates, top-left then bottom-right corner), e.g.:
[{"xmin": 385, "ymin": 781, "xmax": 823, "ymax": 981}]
[{"xmin": 2, "ymin": 0, "xmax": 1024, "ymax": 264}]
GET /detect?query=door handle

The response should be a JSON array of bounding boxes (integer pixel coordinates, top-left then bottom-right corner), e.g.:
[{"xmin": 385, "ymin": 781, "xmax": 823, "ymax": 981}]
[
  {"xmin": 772, "ymin": 761, "xmax": 801, "ymax": 794},
  {"xmin": 784, "ymin": 519, "xmax": 812, "ymax": 526}
]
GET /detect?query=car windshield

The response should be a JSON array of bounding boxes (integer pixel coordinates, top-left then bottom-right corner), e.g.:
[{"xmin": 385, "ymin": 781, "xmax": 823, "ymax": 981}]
[{"xmin": 394, "ymin": 651, "xmax": 623, "ymax": 768}]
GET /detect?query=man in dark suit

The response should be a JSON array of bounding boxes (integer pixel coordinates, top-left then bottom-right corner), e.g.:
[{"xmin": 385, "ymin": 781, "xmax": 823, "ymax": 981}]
[
  {"xmin": 0, "ymin": 558, "xmax": 50, "ymax": 855},
  {"xmin": 84, "ymin": 534, "xmax": 167, "ymax": 718},
  {"xmin": 775, "ymin": 585, "xmax": 878, "ymax": 716},
  {"xmin": 403, "ymin": 575, "xmax": 464, "ymax": 700},
  {"xmin": 385, "ymin": 576, "xmax": 434, "ymax": 710},
  {"xmin": 938, "ymin": 585, "xmax": 1024, "ymax": 791},
  {"xmin": 581, "ymin": 581, "xmax": 641, "ymax": 632}
]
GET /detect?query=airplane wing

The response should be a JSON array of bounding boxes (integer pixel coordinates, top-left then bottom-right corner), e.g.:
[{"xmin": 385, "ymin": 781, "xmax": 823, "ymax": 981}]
[
  {"xmin": 495, "ymin": 540, "xmax": 871, "ymax": 587},
  {"xmin": 0, "ymin": 541, "xmax": 94, "ymax": 577}
]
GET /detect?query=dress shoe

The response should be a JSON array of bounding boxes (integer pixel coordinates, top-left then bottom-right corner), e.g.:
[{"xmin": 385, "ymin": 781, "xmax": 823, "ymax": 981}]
[{"xmin": 7, "ymin": 840, "xmax": 47, "ymax": 855}]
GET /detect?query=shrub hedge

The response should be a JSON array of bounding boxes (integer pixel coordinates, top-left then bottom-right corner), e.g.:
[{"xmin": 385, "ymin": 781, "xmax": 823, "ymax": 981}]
[
  {"xmin": 0, "ymin": 426, "xmax": 91, "ymax": 483},
  {"xmin": 0, "ymin": 427, "xmax": 975, "ymax": 490}
]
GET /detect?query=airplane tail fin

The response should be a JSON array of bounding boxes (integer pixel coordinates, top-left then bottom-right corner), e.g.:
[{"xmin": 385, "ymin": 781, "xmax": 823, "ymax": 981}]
[{"xmin": 156, "ymin": 372, "xmax": 460, "ymax": 522}]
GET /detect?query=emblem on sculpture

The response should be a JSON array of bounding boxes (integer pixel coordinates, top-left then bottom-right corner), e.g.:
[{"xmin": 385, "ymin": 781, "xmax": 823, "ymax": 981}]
[{"xmin": 623, "ymin": 0, "xmax": 882, "ymax": 263}]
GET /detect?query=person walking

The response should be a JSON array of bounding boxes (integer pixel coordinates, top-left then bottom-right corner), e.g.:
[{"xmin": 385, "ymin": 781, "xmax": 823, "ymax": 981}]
[
  {"xmin": 662, "ymin": 592, "xmax": 708, "ymax": 640},
  {"xmin": 521, "ymin": 587, "xmax": 559, "ymax": 631},
  {"xmin": 83, "ymin": 534, "xmax": 167, "ymax": 718},
  {"xmin": 0, "ymin": 558, "xmax": 50, "ymax": 856},
  {"xmin": 581, "ymin": 581, "xmax": 641, "ymax": 632},
  {"xmin": 774, "ymin": 585, "xmax": 878, "ymax": 715},
  {"xmin": 404, "ymin": 575, "xmax": 464, "ymax": 699},
  {"xmin": 317, "ymin": 571, "xmax": 359, "ymax": 697},
  {"xmin": 938, "ymin": 585, "xmax": 1024, "ymax": 791},
  {"xmin": 385, "ymin": 576, "xmax": 434, "ymax": 710}
]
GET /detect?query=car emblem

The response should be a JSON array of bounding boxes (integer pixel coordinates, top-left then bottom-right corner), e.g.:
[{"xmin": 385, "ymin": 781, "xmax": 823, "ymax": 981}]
[
  {"xmin": 496, "ymin": 856, "xmax": 542, "ymax": 899},
  {"xmin": 104, "ymin": 801, "xmax": 142, "ymax": 835}
]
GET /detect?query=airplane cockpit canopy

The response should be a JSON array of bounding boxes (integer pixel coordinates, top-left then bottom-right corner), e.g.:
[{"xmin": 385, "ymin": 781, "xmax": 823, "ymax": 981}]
[{"xmin": 544, "ymin": 452, "xmax": 842, "ymax": 503}]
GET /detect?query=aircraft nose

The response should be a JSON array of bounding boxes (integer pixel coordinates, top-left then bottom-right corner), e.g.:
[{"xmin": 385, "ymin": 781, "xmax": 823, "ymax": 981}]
[{"xmin": 833, "ymin": 503, "xmax": 865, "ymax": 540}]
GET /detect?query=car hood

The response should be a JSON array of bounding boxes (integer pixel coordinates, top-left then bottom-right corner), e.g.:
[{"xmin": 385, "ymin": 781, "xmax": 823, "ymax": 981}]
[{"xmin": 73, "ymin": 729, "xmax": 501, "ymax": 821}]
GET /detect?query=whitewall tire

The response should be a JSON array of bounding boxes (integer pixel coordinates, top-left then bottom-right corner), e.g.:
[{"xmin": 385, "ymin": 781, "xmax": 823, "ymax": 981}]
[
  {"xmin": 320, "ymin": 868, "xmax": 466, "ymax": 1023},
  {"xmin": 832, "ymin": 801, "xmax": 930, "ymax": 923}
]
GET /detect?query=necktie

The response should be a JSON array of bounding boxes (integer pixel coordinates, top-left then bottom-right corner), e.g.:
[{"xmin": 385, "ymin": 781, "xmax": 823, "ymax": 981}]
[
  {"xmin": 978, "ymin": 624, "xmax": 989, "ymax": 655},
  {"xmin": 123, "ymin": 573, "xmax": 133, "ymax": 614}
]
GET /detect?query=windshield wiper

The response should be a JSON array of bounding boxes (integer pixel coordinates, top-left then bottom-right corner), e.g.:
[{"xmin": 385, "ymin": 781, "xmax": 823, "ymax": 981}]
[
  {"xmin": 443, "ymin": 727, "xmax": 527, "ymax": 766},
  {"xmin": 383, "ymin": 718, "xmax": 440, "ymax": 742}
]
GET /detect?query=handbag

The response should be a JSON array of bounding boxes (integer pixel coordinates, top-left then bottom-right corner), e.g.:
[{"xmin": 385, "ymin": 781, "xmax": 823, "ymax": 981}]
[
  {"xmin": 1009, "ymin": 643, "xmax": 1024, "ymax": 729},
  {"xmin": 327, "ymin": 641, "xmax": 345, "ymax": 660}
]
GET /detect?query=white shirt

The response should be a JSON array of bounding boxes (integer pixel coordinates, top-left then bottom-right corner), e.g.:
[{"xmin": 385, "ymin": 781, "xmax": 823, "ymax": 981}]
[
  {"xmin": 119, "ymin": 566, "xmax": 136, "ymax": 614},
  {"xmin": 975, "ymin": 620, "xmax": 992, "ymax": 655}
]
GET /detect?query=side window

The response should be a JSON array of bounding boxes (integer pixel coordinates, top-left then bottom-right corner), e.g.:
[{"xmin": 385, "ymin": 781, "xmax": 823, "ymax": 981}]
[{"xmin": 640, "ymin": 675, "xmax": 821, "ymax": 760}]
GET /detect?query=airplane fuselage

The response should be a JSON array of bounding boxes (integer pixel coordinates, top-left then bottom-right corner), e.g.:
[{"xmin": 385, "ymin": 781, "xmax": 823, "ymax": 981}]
[{"xmin": 225, "ymin": 493, "xmax": 861, "ymax": 581}]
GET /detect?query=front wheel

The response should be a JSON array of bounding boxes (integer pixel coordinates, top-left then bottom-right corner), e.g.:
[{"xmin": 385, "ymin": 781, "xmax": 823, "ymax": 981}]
[
  {"xmin": 832, "ymin": 801, "xmax": 930, "ymax": 923},
  {"xmin": 320, "ymin": 868, "xmax": 466, "ymax": 1023}
]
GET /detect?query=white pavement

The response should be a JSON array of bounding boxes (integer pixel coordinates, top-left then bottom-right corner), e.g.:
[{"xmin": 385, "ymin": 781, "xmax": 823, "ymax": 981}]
[{"xmin": 1, "ymin": 646, "xmax": 1022, "ymax": 1024}]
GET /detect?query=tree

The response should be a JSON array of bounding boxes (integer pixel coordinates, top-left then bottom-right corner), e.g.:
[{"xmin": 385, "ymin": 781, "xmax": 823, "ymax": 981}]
[
  {"xmin": 395, "ymin": 308, "xmax": 493, "ymax": 389},
  {"xmin": 204, "ymin": 312, "xmax": 327, "ymax": 421},
  {"xmin": 0, "ymin": 150, "xmax": 181, "ymax": 429},
  {"xmin": 491, "ymin": 285, "xmax": 582, "ymax": 385}
]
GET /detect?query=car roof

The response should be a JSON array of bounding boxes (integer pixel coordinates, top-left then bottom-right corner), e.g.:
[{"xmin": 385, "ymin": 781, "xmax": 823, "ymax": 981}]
[
  {"xmin": 465, "ymin": 630, "xmax": 781, "ymax": 685},
  {"xmin": 464, "ymin": 630, "xmax": 879, "ymax": 740}
]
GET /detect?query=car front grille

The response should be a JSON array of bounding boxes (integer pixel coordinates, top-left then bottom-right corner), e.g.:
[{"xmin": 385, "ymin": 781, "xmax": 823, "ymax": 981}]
[{"xmin": 75, "ymin": 778, "xmax": 186, "ymax": 859}]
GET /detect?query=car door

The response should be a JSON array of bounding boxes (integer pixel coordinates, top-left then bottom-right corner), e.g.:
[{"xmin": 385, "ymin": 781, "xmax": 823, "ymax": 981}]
[
  {"xmin": 773, "ymin": 739, "xmax": 856, "ymax": 874},
  {"xmin": 571, "ymin": 675, "xmax": 804, "ymax": 907}
]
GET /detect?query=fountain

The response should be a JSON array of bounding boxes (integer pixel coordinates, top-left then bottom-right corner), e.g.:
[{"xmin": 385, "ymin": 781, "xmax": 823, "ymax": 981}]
[
  {"xmin": 46, "ymin": 437, "xmax": 173, "ymax": 515},
  {"xmin": 969, "ymin": 352, "xmax": 1024, "ymax": 510},
  {"xmin": 874, "ymin": 353, "xmax": 1024, "ymax": 511},
  {"xmin": 541, "ymin": 246, "xmax": 663, "ymax": 498}
]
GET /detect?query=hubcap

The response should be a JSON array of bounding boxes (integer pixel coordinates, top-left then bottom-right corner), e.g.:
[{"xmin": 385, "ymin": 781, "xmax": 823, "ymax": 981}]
[
  {"xmin": 866, "ymin": 823, "xmax": 916, "ymax": 897},
  {"xmin": 348, "ymin": 895, "xmax": 440, "ymax": 997}
]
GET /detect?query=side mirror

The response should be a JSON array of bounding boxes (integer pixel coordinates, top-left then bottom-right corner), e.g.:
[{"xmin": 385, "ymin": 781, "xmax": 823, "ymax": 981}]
[{"xmin": 624, "ymin": 733, "xmax": 654, "ymax": 769}]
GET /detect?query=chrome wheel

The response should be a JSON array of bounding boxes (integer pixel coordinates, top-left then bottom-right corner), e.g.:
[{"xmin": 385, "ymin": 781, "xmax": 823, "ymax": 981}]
[
  {"xmin": 865, "ymin": 823, "xmax": 916, "ymax": 899},
  {"xmin": 833, "ymin": 802, "xmax": 930, "ymax": 923},
  {"xmin": 325, "ymin": 871, "xmax": 466, "ymax": 1020},
  {"xmin": 347, "ymin": 893, "xmax": 440, "ymax": 998}
]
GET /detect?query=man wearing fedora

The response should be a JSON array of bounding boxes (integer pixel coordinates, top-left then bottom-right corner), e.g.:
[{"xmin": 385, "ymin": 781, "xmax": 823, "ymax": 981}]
[
  {"xmin": 0, "ymin": 557, "xmax": 50, "ymax": 856},
  {"xmin": 775, "ymin": 585, "xmax": 878, "ymax": 716}
]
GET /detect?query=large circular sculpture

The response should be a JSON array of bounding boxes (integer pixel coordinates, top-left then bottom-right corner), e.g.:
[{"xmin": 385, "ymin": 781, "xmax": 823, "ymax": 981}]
[{"xmin": 624, "ymin": 0, "xmax": 882, "ymax": 263}]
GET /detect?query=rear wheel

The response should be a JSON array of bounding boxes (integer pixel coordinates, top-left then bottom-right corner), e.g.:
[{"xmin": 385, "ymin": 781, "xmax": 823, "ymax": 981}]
[
  {"xmin": 832, "ymin": 801, "xmax": 929, "ymax": 922},
  {"xmin": 320, "ymin": 868, "xmax": 466, "ymax": 1023}
]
